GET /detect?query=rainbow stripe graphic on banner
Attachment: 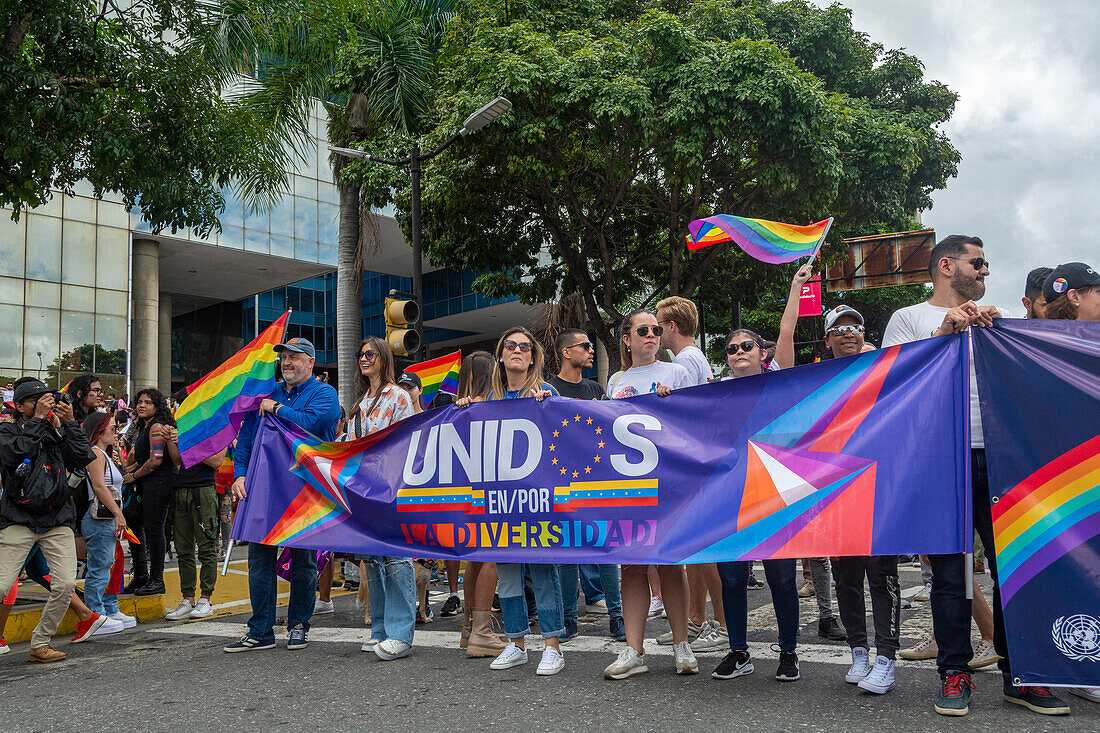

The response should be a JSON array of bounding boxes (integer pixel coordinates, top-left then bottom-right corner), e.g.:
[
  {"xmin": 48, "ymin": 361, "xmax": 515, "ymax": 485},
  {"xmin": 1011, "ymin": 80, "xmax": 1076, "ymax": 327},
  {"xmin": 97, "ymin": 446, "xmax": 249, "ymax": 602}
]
[
  {"xmin": 686, "ymin": 215, "xmax": 832, "ymax": 263},
  {"xmin": 404, "ymin": 350, "xmax": 462, "ymax": 407},
  {"xmin": 553, "ymin": 479, "xmax": 659, "ymax": 511},
  {"xmin": 176, "ymin": 311, "xmax": 290, "ymax": 467},
  {"xmin": 992, "ymin": 434, "xmax": 1100, "ymax": 603},
  {"xmin": 396, "ymin": 487, "xmax": 486, "ymax": 513},
  {"xmin": 261, "ymin": 484, "xmax": 346, "ymax": 546}
]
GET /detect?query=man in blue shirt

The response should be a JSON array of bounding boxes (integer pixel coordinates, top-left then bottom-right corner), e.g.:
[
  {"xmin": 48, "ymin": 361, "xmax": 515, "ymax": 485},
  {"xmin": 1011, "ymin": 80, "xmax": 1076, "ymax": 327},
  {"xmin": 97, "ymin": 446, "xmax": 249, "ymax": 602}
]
[{"xmin": 223, "ymin": 337, "xmax": 341, "ymax": 653}]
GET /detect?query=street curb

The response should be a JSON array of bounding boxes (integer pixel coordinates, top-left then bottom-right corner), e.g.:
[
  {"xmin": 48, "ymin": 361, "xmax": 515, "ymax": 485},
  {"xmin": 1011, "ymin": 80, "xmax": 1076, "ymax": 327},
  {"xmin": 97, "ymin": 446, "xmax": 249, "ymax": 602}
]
[{"xmin": 4, "ymin": 594, "xmax": 166, "ymax": 643}]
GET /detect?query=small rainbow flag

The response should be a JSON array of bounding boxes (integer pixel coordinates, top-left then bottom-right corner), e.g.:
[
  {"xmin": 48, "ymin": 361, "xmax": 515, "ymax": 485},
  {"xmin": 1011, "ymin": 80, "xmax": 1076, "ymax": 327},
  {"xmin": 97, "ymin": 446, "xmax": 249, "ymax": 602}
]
[
  {"xmin": 686, "ymin": 215, "xmax": 832, "ymax": 264},
  {"xmin": 176, "ymin": 311, "xmax": 290, "ymax": 468},
  {"xmin": 404, "ymin": 350, "xmax": 461, "ymax": 406},
  {"xmin": 119, "ymin": 527, "xmax": 140, "ymax": 544}
]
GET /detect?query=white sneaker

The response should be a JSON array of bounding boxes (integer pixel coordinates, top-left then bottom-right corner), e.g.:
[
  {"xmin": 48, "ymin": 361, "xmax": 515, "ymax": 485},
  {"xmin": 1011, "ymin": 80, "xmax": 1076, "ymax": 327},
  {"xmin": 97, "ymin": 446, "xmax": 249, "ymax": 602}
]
[
  {"xmin": 857, "ymin": 655, "xmax": 896, "ymax": 694},
  {"xmin": 189, "ymin": 598, "xmax": 213, "ymax": 619},
  {"xmin": 360, "ymin": 638, "xmax": 381, "ymax": 651},
  {"xmin": 1068, "ymin": 687, "xmax": 1100, "ymax": 704},
  {"xmin": 674, "ymin": 641, "xmax": 699, "ymax": 674},
  {"xmin": 374, "ymin": 638, "xmax": 412, "ymax": 660},
  {"xmin": 647, "ymin": 596, "xmax": 664, "ymax": 617},
  {"xmin": 604, "ymin": 647, "xmax": 648, "ymax": 680},
  {"xmin": 537, "ymin": 646, "xmax": 565, "ymax": 676},
  {"xmin": 93, "ymin": 617, "xmax": 126, "ymax": 636},
  {"xmin": 108, "ymin": 611, "xmax": 137, "ymax": 629},
  {"xmin": 313, "ymin": 599, "xmax": 335, "ymax": 615},
  {"xmin": 913, "ymin": 583, "xmax": 931, "ymax": 602},
  {"xmin": 490, "ymin": 642, "xmax": 529, "ymax": 670},
  {"xmin": 165, "ymin": 600, "xmax": 194, "ymax": 621},
  {"xmin": 656, "ymin": 618, "xmax": 706, "ymax": 645},
  {"xmin": 582, "ymin": 599, "xmax": 607, "ymax": 615},
  {"xmin": 691, "ymin": 623, "xmax": 728, "ymax": 653},
  {"xmin": 969, "ymin": 639, "xmax": 1000, "ymax": 668},
  {"xmin": 845, "ymin": 647, "xmax": 872, "ymax": 683}
]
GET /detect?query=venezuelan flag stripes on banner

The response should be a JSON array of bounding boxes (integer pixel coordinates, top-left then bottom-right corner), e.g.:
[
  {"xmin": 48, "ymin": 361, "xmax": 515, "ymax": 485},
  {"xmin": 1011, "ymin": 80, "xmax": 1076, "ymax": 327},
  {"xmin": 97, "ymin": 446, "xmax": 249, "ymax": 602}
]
[
  {"xmin": 176, "ymin": 310, "xmax": 289, "ymax": 467},
  {"xmin": 974, "ymin": 319, "xmax": 1100, "ymax": 687},
  {"xmin": 686, "ymin": 215, "xmax": 831, "ymax": 263}
]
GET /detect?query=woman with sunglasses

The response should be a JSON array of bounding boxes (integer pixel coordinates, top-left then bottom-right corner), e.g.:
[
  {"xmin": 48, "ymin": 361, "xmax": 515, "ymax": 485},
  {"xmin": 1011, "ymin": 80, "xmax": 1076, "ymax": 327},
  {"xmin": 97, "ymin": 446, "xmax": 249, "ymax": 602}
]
[
  {"xmin": 711, "ymin": 265, "xmax": 813, "ymax": 685},
  {"xmin": 346, "ymin": 336, "xmax": 418, "ymax": 660},
  {"xmin": 603, "ymin": 309, "xmax": 697, "ymax": 679},
  {"xmin": 458, "ymin": 327, "xmax": 566, "ymax": 675}
]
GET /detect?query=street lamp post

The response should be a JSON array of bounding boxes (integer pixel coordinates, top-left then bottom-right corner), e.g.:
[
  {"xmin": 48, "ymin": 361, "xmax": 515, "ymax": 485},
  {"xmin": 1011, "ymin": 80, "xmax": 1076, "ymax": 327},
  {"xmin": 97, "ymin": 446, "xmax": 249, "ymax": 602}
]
[{"xmin": 331, "ymin": 96, "xmax": 512, "ymax": 358}]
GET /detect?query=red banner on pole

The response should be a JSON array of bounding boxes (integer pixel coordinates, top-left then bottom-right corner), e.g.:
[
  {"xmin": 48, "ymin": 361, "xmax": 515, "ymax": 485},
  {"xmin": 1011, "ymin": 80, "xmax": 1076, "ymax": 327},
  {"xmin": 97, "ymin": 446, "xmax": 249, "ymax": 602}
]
[{"xmin": 798, "ymin": 275, "xmax": 822, "ymax": 318}]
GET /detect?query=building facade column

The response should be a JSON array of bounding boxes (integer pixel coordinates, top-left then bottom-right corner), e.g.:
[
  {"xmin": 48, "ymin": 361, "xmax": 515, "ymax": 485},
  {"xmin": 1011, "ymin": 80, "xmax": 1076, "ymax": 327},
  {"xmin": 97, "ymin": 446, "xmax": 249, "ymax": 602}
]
[
  {"xmin": 158, "ymin": 292, "xmax": 172, "ymax": 394},
  {"xmin": 596, "ymin": 337, "xmax": 609, "ymax": 387},
  {"xmin": 131, "ymin": 238, "xmax": 159, "ymax": 391}
]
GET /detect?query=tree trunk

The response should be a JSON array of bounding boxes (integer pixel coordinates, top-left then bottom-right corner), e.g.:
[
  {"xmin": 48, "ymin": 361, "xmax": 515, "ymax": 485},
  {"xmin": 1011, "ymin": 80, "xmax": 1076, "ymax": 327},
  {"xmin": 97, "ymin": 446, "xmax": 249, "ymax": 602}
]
[{"xmin": 336, "ymin": 181, "xmax": 362, "ymax": 411}]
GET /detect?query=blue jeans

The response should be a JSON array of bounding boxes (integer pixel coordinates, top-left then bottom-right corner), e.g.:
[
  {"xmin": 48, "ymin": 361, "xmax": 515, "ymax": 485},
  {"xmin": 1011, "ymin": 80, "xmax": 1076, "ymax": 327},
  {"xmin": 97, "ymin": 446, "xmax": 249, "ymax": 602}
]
[
  {"xmin": 718, "ymin": 559, "xmax": 799, "ymax": 652},
  {"xmin": 497, "ymin": 562, "xmax": 565, "ymax": 639},
  {"xmin": 579, "ymin": 564, "xmax": 604, "ymax": 602},
  {"xmin": 80, "ymin": 508, "xmax": 119, "ymax": 616},
  {"xmin": 363, "ymin": 556, "xmax": 416, "ymax": 645},
  {"xmin": 247, "ymin": 543, "xmax": 316, "ymax": 640},
  {"xmin": 559, "ymin": 564, "xmax": 622, "ymax": 622}
]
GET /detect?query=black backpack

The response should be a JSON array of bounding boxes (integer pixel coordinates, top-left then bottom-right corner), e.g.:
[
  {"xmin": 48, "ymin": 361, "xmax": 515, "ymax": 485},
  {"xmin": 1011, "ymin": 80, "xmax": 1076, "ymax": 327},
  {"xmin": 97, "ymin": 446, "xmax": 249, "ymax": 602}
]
[{"xmin": 13, "ymin": 455, "xmax": 70, "ymax": 516}]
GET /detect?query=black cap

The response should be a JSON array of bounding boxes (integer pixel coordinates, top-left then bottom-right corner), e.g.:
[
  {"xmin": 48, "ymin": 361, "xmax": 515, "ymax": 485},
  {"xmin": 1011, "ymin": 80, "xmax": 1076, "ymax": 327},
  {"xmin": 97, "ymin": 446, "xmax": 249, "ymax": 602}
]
[
  {"xmin": 397, "ymin": 372, "xmax": 422, "ymax": 390},
  {"xmin": 13, "ymin": 379, "xmax": 49, "ymax": 404},
  {"xmin": 1043, "ymin": 262, "xmax": 1100, "ymax": 303}
]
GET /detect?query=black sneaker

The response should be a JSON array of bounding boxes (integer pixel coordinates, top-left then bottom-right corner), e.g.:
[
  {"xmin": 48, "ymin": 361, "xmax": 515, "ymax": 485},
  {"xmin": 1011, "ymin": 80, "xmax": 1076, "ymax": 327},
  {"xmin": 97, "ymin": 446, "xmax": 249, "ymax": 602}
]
[
  {"xmin": 224, "ymin": 634, "xmax": 276, "ymax": 653},
  {"xmin": 609, "ymin": 615, "xmax": 626, "ymax": 642},
  {"xmin": 934, "ymin": 672, "xmax": 975, "ymax": 716},
  {"xmin": 492, "ymin": 594, "xmax": 501, "ymax": 611},
  {"xmin": 747, "ymin": 574, "xmax": 765, "ymax": 590},
  {"xmin": 1003, "ymin": 685, "xmax": 1070, "ymax": 715},
  {"xmin": 440, "ymin": 594, "xmax": 461, "ymax": 617},
  {"xmin": 712, "ymin": 650, "xmax": 754, "ymax": 679},
  {"xmin": 561, "ymin": 618, "xmax": 579, "ymax": 641},
  {"xmin": 818, "ymin": 616, "xmax": 846, "ymax": 641},
  {"xmin": 775, "ymin": 650, "xmax": 800, "ymax": 681},
  {"xmin": 343, "ymin": 580, "xmax": 359, "ymax": 591},
  {"xmin": 134, "ymin": 579, "xmax": 165, "ymax": 596},
  {"xmin": 287, "ymin": 623, "xmax": 308, "ymax": 650}
]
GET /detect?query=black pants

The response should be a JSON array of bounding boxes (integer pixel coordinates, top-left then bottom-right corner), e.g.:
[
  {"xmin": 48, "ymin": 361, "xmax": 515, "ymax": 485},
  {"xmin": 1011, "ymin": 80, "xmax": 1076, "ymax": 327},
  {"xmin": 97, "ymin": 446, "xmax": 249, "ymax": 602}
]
[
  {"xmin": 928, "ymin": 448, "xmax": 1009, "ymax": 679},
  {"xmin": 129, "ymin": 478, "xmax": 174, "ymax": 582},
  {"xmin": 833, "ymin": 555, "xmax": 901, "ymax": 659}
]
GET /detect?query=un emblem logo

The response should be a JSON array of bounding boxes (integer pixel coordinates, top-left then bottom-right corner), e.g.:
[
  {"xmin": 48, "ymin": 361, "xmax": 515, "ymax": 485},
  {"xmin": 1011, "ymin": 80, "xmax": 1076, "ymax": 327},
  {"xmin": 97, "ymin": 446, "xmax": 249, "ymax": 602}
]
[{"xmin": 1051, "ymin": 615, "xmax": 1100, "ymax": 662}]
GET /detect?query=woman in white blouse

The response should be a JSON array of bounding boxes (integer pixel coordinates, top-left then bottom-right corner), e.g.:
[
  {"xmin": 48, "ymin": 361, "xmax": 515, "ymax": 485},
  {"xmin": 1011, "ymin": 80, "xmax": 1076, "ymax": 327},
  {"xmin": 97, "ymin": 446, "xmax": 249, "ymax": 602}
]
[{"xmin": 345, "ymin": 336, "xmax": 417, "ymax": 661}]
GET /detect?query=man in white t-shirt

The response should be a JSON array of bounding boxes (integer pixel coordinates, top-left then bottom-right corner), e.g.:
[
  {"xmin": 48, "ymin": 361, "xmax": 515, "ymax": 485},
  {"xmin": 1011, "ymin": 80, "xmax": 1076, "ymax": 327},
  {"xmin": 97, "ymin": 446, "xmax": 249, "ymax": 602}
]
[
  {"xmin": 883, "ymin": 235, "xmax": 1068, "ymax": 717},
  {"xmin": 654, "ymin": 296, "xmax": 728, "ymax": 653}
]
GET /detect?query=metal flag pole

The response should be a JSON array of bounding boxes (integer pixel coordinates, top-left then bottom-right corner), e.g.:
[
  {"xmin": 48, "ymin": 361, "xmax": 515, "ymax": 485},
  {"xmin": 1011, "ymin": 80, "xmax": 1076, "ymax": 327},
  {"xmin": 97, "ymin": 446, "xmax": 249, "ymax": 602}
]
[{"xmin": 803, "ymin": 217, "xmax": 834, "ymax": 270}]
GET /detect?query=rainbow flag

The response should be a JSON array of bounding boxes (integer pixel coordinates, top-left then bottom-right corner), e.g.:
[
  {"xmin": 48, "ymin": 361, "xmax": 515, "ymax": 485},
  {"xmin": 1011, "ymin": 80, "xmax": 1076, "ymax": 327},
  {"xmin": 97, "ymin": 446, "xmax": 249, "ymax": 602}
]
[
  {"xmin": 176, "ymin": 311, "xmax": 289, "ymax": 467},
  {"xmin": 686, "ymin": 215, "xmax": 832, "ymax": 263},
  {"xmin": 106, "ymin": 540, "xmax": 126, "ymax": 595},
  {"xmin": 404, "ymin": 350, "xmax": 461, "ymax": 406}
]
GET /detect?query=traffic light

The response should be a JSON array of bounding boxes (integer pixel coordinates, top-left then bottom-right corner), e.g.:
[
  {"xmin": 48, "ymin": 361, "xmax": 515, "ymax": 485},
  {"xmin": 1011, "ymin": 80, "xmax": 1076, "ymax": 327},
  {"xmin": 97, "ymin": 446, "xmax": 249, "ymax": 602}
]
[{"xmin": 384, "ymin": 294, "xmax": 421, "ymax": 357}]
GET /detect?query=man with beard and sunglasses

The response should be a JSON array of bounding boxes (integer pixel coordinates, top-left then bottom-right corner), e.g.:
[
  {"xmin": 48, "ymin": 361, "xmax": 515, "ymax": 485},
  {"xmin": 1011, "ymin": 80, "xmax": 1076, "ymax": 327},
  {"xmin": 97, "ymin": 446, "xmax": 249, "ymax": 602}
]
[{"xmin": 883, "ymin": 236, "xmax": 1068, "ymax": 717}]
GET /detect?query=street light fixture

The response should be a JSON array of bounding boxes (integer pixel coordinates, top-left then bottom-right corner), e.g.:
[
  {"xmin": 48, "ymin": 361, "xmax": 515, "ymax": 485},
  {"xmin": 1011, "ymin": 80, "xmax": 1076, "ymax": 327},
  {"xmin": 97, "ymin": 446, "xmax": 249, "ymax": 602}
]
[{"xmin": 330, "ymin": 96, "xmax": 512, "ymax": 358}]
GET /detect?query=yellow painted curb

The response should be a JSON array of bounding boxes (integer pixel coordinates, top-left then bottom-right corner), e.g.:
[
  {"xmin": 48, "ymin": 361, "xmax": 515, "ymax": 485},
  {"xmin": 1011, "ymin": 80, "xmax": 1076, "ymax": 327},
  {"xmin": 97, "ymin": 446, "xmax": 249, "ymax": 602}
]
[{"xmin": 4, "ymin": 594, "xmax": 165, "ymax": 644}]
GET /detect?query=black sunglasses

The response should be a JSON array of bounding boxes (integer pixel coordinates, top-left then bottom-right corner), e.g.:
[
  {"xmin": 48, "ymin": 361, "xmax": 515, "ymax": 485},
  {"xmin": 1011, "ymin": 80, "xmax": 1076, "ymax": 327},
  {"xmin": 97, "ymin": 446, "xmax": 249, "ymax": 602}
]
[
  {"xmin": 947, "ymin": 256, "xmax": 990, "ymax": 270},
  {"xmin": 634, "ymin": 325, "xmax": 664, "ymax": 337},
  {"xmin": 503, "ymin": 340, "xmax": 533, "ymax": 353},
  {"xmin": 566, "ymin": 341, "xmax": 594, "ymax": 352},
  {"xmin": 726, "ymin": 340, "xmax": 760, "ymax": 355}
]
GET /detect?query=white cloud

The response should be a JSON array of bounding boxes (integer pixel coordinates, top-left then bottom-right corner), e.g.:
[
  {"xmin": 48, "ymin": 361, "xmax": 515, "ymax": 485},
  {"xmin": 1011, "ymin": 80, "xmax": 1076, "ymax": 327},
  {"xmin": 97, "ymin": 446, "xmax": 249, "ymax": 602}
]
[{"xmin": 814, "ymin": 0, "xmax": 1100, "ymax": 310}]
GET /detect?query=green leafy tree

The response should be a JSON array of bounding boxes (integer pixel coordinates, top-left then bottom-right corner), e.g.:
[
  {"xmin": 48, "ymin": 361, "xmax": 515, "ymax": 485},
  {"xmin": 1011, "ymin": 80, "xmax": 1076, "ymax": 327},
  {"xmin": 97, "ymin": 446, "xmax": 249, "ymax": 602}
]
[
  {"xmin": 372, "ymin": 0, "xmax": 959, "ymax": 369},
  {"xmin": 1, "ymin": 0, "xmax": 287, "ymax": 233}
]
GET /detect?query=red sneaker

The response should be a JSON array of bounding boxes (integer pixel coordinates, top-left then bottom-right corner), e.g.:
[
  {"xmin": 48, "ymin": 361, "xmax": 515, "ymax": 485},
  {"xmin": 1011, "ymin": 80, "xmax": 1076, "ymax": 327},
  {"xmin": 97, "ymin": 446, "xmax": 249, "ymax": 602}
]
[
  {"xmin": 0, "ymin": 636, "xmax": 10, "ymax": 654},
  {"xmin": 71, "ymin": 613, "xmax": 106, "ymax": 643}
]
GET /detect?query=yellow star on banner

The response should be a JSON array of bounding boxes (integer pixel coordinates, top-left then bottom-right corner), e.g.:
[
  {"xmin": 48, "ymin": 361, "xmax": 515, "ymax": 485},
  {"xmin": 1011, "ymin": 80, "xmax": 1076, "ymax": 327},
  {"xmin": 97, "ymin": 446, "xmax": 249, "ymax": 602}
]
[
  {"xmin": 574, "ymin": 414, "xmax": 581, "ymax": 422},
  {"xmin": 572, "ymin": 470, "xmax": 579, "ymax": 478},
  {"xmin": 595, "ymin": 427, "xmax": 602, "ymax": 434},
  {"xmin": 560, "ymin": 468, "xmax": 567, "ymax": 475},
  {"xmin": 586, "ymin": 417, "xmax": 593, "ymax": 425},
  {"xmin": 553, "ymin": 430, "xmax": 559, "ymax": 437},
  {"xmin": 585, "ymin": 466, "xmax": 592, "ymax": 474},
  {"xmin": 549, "ymin": 444, "xmax": 555, "ymax": 452},
  {"xmin": 562, "ymin": 419, "xmax": 569, "ymax": 427},
  {"xmin": 593, "ymin": 455, "xmax": 601, "ymax": 463},
  {"xmin": 597, "ymin": 441, "xmax": 605, "ymax": 448},
  {"xmin": 552, "ymin": 457, "xmax": 558, "ymax": 465}
]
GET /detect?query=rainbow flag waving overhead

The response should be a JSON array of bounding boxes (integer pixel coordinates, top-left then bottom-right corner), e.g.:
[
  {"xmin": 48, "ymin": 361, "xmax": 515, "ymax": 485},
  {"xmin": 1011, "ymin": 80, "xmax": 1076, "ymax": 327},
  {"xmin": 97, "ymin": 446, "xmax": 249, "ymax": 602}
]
[
  {"xmin": 403, "ymin": 350, "xmax": 461, "ymax": 407},
  {"xmin": 686, "ymin": 215, "xmax": 832, "ymax": 264},
  {"xmin": 176, "ymin": 311, "xmax": 290, "ymax": 467}
]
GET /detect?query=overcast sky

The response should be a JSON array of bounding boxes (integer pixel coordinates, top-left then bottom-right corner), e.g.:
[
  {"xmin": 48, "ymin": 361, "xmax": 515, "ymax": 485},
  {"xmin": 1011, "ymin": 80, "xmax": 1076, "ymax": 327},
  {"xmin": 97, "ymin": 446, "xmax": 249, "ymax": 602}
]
[{"xmin": 813, "ymin": 0, "xmax": 1100, "ymax": 312}]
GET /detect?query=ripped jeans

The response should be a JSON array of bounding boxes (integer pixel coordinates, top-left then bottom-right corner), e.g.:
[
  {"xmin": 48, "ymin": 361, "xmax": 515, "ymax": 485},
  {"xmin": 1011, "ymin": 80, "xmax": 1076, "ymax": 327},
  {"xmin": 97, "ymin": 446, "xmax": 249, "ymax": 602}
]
[{"xmin": 363, "ymin": 555, "xmax": 416, "ymax": 645}]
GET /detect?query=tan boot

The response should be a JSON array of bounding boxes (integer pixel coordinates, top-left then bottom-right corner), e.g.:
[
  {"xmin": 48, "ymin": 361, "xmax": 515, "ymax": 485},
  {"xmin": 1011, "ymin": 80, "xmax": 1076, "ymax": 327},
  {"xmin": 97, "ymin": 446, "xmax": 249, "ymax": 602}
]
[
  {"xmin": 466, "ymin": 610, "xmax": 507, "ymax": 658},
  {"xmin": 460, "ymin": 606, "xmax": 473, "ymax": 649},
  {"xmin": 28, "ymin": 646, "xmax": 66, "ymax": 664}
]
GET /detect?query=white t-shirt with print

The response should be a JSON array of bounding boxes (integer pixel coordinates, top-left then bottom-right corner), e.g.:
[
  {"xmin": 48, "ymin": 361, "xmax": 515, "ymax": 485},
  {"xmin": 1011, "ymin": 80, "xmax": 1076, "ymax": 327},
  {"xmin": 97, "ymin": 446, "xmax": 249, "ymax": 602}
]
[
  {"xmin": 673, "ymin": 345, "xmax": 713, "ymax": 386},
  {"xmin": 607, "ymin": 360, "xmax": 692, "ymax": 400},
  {"xmin": 882, "ymin": 300, "xmax": 1014, "ymax": 448},
  {"xmin": 345, "ymin": 383, "xmax": 416, "ymax": 439}
]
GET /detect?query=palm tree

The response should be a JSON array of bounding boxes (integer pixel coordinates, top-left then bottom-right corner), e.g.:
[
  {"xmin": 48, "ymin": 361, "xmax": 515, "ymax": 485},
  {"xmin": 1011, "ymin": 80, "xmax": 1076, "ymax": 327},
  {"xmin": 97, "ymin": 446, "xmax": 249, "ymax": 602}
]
[{"xmin": 195, "ymin": 0, "xmax": 445, "ymax": 408}]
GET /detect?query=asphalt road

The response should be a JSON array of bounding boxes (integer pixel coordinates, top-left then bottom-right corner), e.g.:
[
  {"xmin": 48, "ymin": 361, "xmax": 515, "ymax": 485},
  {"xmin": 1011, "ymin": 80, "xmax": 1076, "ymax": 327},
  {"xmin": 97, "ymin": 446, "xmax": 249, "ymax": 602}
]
[{"xmin": 3, "ymin": 565, "xmax": 1097, "ymax": 733}]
